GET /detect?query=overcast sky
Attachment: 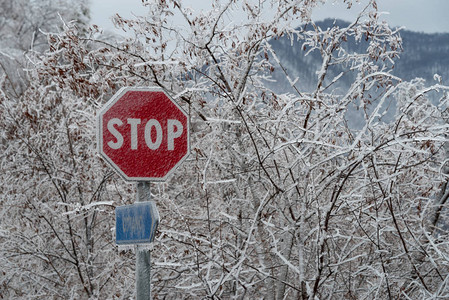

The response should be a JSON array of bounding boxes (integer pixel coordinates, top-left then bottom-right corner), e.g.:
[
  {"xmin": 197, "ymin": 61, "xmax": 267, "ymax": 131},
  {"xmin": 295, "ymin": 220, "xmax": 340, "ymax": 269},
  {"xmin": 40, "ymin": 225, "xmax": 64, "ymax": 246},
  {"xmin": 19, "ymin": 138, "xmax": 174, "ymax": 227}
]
[{"xmin": 90, "ymin": 0, "xmax": 449, "ymax": 35}]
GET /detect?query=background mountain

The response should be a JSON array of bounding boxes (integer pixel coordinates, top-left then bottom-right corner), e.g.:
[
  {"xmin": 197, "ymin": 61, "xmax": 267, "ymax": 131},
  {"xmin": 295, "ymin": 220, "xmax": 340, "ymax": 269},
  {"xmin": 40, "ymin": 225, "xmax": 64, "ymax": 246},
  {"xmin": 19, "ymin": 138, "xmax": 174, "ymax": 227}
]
[
  {"xmin": 268, "ymin": 19, "xmax": 449, "ymax": 128},
  {"xmin": 269, "ymin": 18, "xmax": 449, "ymax": 93}
]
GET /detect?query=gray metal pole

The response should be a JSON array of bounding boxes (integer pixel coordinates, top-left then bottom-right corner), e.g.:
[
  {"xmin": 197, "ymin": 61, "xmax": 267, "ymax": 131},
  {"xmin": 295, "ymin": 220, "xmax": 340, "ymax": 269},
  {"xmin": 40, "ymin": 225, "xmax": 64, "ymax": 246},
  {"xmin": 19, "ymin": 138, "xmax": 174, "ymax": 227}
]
[{"xmin": 136, "ymin": 182, "xmax": 152, "ymax": 300}]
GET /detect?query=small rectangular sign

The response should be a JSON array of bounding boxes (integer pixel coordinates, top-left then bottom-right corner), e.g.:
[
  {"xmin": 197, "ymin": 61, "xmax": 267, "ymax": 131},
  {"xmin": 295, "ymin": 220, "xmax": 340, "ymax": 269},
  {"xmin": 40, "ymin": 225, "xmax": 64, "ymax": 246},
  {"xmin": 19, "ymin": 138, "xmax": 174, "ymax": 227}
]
[{"xmin": 115, "ymin": 201, "xmax": 159, "ymax": 245}]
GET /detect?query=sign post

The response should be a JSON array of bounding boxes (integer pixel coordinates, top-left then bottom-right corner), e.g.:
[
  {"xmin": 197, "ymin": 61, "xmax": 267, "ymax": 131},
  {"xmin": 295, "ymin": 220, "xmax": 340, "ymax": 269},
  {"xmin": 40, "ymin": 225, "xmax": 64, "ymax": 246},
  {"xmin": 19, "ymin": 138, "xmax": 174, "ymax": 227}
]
[
  {"xmin": 136, "ymin": 182, "xmax": 152, "ymax": 300},
  {"xmin": 97, "ymin": 87, "xmax": 189, "ymax": 300}
]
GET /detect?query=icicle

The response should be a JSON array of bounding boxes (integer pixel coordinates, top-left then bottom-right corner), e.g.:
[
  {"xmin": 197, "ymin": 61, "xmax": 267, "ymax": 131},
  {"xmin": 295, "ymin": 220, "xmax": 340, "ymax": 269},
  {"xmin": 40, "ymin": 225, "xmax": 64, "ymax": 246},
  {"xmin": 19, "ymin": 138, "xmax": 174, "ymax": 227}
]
[{"xmin": 117, "ymin": 245, "xmax": 135, "ymax": 252}]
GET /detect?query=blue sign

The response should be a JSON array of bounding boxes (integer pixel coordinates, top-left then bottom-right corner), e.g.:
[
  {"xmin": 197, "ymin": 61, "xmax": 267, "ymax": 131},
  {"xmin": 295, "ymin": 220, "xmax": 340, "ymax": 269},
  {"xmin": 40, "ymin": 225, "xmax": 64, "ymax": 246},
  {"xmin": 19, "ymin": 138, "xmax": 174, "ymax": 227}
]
[{"xmin": 116, "ymin": 201, "xmax": 159, "ymax": 245}]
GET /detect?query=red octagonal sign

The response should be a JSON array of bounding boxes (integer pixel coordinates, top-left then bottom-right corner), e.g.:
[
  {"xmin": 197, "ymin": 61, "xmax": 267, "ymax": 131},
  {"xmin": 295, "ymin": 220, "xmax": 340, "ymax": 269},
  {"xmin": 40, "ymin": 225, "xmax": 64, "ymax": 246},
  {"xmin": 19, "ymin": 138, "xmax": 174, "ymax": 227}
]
[{"xmin": 97, "ymin": 87, "xmax": 189, "ymax": 181}]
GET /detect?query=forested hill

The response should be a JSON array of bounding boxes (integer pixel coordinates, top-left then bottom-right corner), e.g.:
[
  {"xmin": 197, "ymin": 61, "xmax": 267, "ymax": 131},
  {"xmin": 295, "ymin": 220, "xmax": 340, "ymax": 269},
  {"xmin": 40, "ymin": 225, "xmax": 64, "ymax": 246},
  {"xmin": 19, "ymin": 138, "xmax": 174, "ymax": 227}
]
[
  {"xmin": 269, "ymin": 19, "xmax": 449, "ymax": 93},
  {"xmin": 395, "ymin": 28, "xmax": 449, "ymax": 82}
]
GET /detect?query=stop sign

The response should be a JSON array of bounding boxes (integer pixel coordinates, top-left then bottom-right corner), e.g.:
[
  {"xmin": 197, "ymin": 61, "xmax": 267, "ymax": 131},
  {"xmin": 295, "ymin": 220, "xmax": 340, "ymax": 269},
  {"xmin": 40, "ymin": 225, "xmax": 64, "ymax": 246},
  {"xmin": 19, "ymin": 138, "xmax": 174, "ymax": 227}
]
[{"xmin": 97, "ymin": 87, "xmax": 189, "ymax": 181}]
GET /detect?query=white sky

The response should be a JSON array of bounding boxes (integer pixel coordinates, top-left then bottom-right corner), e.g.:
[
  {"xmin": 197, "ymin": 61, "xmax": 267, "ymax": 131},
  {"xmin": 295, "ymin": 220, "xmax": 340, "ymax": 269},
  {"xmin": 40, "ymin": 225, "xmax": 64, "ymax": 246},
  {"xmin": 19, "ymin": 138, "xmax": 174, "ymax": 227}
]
[{"xmin": 90, "ymin": 0, "xmax": 449, "ymax": 35}]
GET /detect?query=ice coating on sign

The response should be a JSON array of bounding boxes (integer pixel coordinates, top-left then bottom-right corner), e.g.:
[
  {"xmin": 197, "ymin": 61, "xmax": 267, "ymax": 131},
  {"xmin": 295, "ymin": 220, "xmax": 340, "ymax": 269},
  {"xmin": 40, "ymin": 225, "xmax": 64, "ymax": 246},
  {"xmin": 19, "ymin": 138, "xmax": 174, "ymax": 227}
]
[{"xmin": 98, "ymin": 88, "xmax": 189, "ymax": 181}]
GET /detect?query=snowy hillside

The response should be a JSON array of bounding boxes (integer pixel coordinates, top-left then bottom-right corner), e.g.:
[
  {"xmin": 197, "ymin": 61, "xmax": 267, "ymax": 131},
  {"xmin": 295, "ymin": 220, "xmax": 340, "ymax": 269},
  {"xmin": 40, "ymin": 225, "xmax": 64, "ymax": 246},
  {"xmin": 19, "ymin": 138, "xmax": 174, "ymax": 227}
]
[{"xmin": 269, "ymin": 19, "xmax": 449, "ymax": 93}]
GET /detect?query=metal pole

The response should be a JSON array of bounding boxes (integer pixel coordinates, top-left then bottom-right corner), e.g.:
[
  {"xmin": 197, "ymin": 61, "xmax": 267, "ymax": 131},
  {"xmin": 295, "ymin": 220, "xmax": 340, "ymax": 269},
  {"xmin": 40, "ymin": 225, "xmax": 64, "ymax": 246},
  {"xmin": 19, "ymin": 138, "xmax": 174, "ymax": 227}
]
[{"xmin": 136, "ymin": 181, "xmax": 152, "ymax": 300}]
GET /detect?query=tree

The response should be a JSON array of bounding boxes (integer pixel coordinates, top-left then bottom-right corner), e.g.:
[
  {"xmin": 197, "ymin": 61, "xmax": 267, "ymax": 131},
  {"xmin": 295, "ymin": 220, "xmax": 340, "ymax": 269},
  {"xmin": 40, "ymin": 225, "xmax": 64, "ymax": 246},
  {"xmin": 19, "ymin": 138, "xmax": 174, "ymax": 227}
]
[
  {"xmin": 1, "ymin": 0, "xmax": 449, "ymax": 298},
  {"xmin": 0, "ymin": 0, "xmax": 89, "ymax": 100}
]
